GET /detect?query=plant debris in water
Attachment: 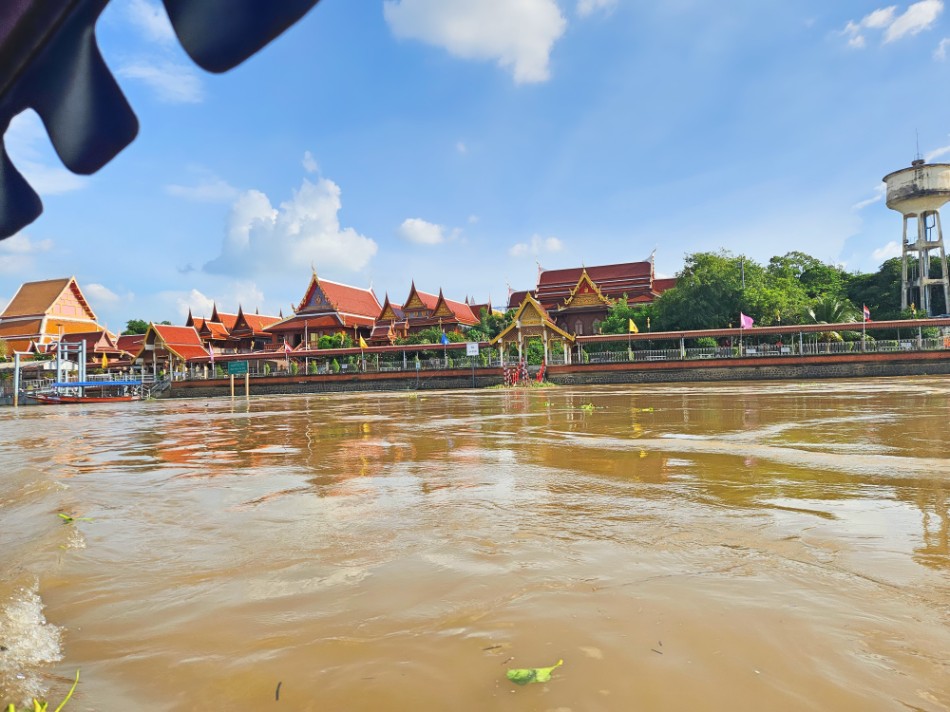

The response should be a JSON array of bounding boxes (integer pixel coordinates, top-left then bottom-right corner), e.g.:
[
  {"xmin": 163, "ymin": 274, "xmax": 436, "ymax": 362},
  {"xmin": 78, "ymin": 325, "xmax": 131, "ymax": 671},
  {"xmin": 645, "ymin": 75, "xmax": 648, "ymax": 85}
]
[
  {"xmin": 5, "ymin": 669, "xmax": 79, "ymax": 712},
  {"xmin": 506, "ymin": 659, "xmax": 563, "ymax": 686}
]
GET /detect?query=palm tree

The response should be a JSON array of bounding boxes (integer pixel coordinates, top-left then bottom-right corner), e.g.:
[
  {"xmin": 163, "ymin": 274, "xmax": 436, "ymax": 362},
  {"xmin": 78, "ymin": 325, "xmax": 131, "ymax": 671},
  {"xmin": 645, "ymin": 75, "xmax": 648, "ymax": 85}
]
[{"xmin": 805, "ymin": 296, "xmax": 858, "ymax": 343}]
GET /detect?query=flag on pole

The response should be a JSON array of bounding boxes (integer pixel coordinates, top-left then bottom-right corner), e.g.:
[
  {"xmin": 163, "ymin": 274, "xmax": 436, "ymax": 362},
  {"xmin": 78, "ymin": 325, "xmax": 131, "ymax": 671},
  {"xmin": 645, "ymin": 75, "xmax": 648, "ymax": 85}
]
[
  {"xmin": 283, "ymin": 340, "xmax": 292, "ymax": 355},
  {"xmin": 440, "ymin": 332, "xmax": 450, "ymax": 345},
  {"xmin": 628, "ymin": 318, "xmax": 639, "ymax": 334},
  {"xmin": 863, "ymin": 304, "xmax": 871, "ymax": 321},
  {"xmin": 359, "ymin": 336, "xmax": 368, "ymax": 349},
  {"xmin": 739, "ymin": 312, "xmax": 754, "ymax": 329},
  {"xmin": 209, "ymin": 348, "xmax": 214, "ymax": 365},
  {"xmin": 101, "ymin": 352, "xmax": 108, "ymax": 369}
]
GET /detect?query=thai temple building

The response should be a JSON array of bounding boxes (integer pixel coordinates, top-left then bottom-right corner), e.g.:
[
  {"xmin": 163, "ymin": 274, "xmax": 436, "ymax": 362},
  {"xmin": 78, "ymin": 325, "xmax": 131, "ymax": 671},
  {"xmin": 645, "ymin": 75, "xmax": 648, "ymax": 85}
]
[
  {"xmin": 129, "ymin": 323, "xmax": 208, "ymax": 376},
  {"xmin": 508, "ymin": 258, "xmax": 676, "ymax": 336},
  {"xmin": 265, "ymin": 271, "xmax": 381, "ymax": 349},
  {"xmin": 0, "ymin": 277, "xmax": 104, "ymax": 352},
  {"xmin": 187, "ymin": 305, "xmax": 280, "ymax": 355}
]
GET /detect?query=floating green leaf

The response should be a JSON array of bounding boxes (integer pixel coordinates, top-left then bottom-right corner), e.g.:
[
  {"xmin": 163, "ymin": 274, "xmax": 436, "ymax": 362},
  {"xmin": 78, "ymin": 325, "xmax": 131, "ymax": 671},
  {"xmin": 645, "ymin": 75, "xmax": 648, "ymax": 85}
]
[
  {"xmin": 58, "ymin": 513, "xmax": 91, "ymax": 524},
  {"xmin": 506, "ymin": 659, "xmax": 563, "ymax": 685}
]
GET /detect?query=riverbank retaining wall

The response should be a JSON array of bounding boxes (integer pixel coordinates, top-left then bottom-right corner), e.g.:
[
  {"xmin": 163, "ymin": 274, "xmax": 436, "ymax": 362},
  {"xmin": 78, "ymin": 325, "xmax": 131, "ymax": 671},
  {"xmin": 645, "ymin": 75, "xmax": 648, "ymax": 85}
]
[{"xmin": 168, "ymin": 351, "xmax": 950, "ymax": 398}]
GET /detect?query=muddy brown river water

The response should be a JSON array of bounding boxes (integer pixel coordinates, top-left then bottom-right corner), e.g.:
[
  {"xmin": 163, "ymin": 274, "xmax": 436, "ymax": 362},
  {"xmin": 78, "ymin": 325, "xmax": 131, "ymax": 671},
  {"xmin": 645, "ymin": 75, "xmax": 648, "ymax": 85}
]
[{"xmin": 1, "ymin": 379, "xmax": 949, "ymax": 711}]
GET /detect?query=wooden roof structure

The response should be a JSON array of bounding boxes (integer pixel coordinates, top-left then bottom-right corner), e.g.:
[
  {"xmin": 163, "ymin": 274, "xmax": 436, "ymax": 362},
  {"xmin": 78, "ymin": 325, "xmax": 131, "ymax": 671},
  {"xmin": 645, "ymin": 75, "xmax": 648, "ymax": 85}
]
[
  {"xmin": 267, "ymin": 272, "xmax": 381, "ymax": 335},
  {"xmin": 0, "ymin": 276, "xmax": 102, "ymax": 351}
]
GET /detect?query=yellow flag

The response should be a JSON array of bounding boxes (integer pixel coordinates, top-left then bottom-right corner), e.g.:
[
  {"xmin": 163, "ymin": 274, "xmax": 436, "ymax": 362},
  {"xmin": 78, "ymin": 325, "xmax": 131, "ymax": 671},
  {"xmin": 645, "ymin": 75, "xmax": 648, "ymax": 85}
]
[
  {"xmin": 359, "ymin": 336, "xmax": 368, "ymax": 349},
  {"xmin": 628, "ymin": 318, "xmax": 639, "ymax": 334},
  {"xmin": 101, "ymin": 353, "xmax": 108, "ymax": 369}
]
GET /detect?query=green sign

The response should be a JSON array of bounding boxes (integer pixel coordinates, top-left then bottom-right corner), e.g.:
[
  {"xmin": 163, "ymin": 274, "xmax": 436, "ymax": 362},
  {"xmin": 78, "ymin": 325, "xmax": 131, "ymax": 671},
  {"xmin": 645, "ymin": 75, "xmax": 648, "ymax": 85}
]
[{"xmin": 227, "ymin": 360, "xmax": 249, "ymax": 376}]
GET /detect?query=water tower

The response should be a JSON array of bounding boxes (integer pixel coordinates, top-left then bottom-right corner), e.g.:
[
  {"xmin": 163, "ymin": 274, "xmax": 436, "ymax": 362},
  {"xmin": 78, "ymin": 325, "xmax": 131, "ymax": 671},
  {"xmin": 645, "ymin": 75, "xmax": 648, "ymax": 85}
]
[{"xmin": 883, "ymin": 160, "xmax": 950, "ymax": 315}]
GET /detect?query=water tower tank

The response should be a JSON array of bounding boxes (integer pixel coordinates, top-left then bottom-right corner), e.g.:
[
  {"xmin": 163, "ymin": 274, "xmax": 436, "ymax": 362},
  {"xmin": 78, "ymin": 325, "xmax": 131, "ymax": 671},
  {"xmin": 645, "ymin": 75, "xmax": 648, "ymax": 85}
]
[{"xmin": 882, "ymin": 160, "xmax": 950, "ymax": 315}]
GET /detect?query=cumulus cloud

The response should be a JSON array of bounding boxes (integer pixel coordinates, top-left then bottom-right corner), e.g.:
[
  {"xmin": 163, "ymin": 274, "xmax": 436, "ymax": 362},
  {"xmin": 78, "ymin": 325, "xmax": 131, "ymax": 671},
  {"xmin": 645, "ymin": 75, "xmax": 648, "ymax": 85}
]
[
  {"xmin": 934, "ymin": 37, "xmax": 950, "ymax": 57},
  {"xmin": 872, "ymin": 241, "xmax": 902, "ymax": 260},
  {"xmin": 4, "ymin": 111, "xmax": 87, "ymax": 196},
  {"xmin": 117, "ymin": 60, "xmax": 204, "ymax": 103},
  {"xmin": 843, "ymin": 1, "xmax": 942, "ymax": 47},
  {"xmin": 302, "ymin": 151, "xmax": 319, "ymax": 174},
  {"xmin": 125, "ymin": 0, "xmax": 175, "ymax": 44},
  {"xmin": 398, "ymin": 218, "xmax": 447, "ymax": 245},
  {"xmin": 509, "ymin": 234, "xmax": 564, "ymax": 257},
  {"xmin": 175, "ymin": 288, "xmax": 216, "ymax": 319},
  {"xmin": 204, "ymin": 177, "xmax": 378, "ymax": 276},
  {"xmin": 166, "ymin": 171, "xmax": 239, "ymax": 203},
  {"xmin": 0, "ymin": 233, "xmax": 53, "ymax": 274},
  {"xmin": 886, "ymin": 0, "xmax": 943, "ymax": 41},
  {"xmin": 383, "ymin": 0, "xmax": 567, "ymax": 84},
  {"xmin": 84, "ymin": 283, "xmax": 121, "ymax": 305},
  {"xmin": 577, "ymin": 0, "xmax": 617, "ymax": 17}
]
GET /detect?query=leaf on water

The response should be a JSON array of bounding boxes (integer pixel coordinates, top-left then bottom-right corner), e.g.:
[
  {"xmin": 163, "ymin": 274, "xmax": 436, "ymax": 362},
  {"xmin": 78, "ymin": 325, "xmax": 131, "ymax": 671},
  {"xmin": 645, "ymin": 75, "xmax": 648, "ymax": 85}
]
[
  {"xmin": 506, "ymin": 659, "xmax": 563, "ymax": 685},
  {"xmin": 58, "ymin": 514, "xmax": 73, "ymax": 524}
]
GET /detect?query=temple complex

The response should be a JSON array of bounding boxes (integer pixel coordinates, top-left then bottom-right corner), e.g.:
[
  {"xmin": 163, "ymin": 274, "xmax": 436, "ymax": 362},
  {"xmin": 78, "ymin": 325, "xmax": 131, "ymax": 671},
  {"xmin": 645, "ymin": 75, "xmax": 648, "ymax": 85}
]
[
  {"xmin": 398, "ymin": 283, "xmax": 479, "ymax": 334},
  {"xmin": 0, "ymin": 277, "xmax": 104, "ymax": 352},
  {"xmin": 508, "ymin": 259, "xmax": 676, "ymax": 336},
  {"xmin": 265, "ymin": 272, "xmax": 381, "ymax": 348}
]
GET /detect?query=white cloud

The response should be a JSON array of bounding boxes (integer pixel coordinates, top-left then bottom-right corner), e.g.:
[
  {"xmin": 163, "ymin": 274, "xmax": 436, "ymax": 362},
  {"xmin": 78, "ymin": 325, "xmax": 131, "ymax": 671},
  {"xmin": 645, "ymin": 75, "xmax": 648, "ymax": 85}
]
[
  {"xmin": 302, "ymin": 151, "xmax": 319, "ymax": 174},
  {"xmin": 509, "ymin": 234, "xmax": 564, "ymax": 257},
  {"xmin": 0, "ymin": 233, "xmax": 53, "ymax": 274},
  {"xmin": 174, "ymin": 288, "xmax": 215, "ymax": 319},
  {"xmin": 383, "ymin": 0, "xmax": 567, "ymax": 84},
  {"xmin": 872, "ymin": 241, "xmax": 902, "ymax": 260},
  {"xmin": 126, "ymin": 0, "xmax": 175, "ymax": 44},
  {"xmin": 885, "ymin": 0, "xmax": 942, "ymax": 41},
  {"xmin": 852, "ymin": 183, "xmax": 887, "ymax": 210},
  {"xmin": 468, "ymin": 214, "xmax": 479, "ymax": 224},
  {"xmin": 935, "ymin": 36, "xmax": 950, "ymax": 57},
  {"xmin": 843, "ymin": 1, "xmax": 942, "ymax": 47},
  {"xmin": 4, "ymin": 111, "xmax": 87, "ymax": 196},
  {"xmin": 577, "ymin": 0, "xmax": 617, "ymax": 17},
  {"xmin": 456, "ymin": 141, "xmax": 468, "ymax": 154},
  {"xmin": 117, "ymin": 60, "xmax": 204, "ymax": 103},
  {"xmin": 925, "ymin": 139, "xmax": 950, "ymax": 160},
  {"xmin": 166, "ymin": 175, "xmax": 239, "ymax": 203},
  {"xmin": 398, "ymin": 218, "xmax": 447, "ymax": 245},
  {"xmin": 205, "ymin": 177, "xmax": 378, "ymax": 276},
  {"xmin": 84, "ymin": 283, "xmax": 121, "ymax": 305}
]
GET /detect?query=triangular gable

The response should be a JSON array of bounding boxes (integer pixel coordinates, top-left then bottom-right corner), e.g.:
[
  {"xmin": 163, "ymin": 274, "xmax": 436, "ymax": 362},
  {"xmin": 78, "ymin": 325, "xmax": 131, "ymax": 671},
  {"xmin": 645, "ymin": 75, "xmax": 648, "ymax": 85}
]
[
  {"xmin": 297, "ymin": 273, "xmax": 334, "ymax": 313},
  {"xmin": 562, "ymin": 269, "xmax": 610, "ymax": 308},
  {"xmin": 432, "ymin": 290, "xmax": 479, "ymax": 325},
  {"xmin": 403, "ymin": 283, "xmax": 438, "ymax": 315},
  {"xmin": 490, "ymin": 293, "xmax": 574, "ymax": 345},
  {"xmin": 378, "ymin": 294, "xmax": 404, "ymax": 322}
]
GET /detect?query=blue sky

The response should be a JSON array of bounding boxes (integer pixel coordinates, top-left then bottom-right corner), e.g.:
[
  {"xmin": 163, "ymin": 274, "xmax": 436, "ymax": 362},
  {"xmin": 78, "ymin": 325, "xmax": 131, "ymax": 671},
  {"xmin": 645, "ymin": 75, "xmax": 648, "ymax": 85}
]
[{"xmin": 2, "ymin": 0, "xmax": 949, "ymax": 331}]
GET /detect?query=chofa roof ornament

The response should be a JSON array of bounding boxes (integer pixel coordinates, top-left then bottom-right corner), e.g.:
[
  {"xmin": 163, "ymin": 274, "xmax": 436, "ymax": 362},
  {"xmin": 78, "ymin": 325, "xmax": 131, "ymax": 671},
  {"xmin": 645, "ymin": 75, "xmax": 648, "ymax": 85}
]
[{"xmin": 0, "ymin": 0, "xmax": 320, "ymax": 238}]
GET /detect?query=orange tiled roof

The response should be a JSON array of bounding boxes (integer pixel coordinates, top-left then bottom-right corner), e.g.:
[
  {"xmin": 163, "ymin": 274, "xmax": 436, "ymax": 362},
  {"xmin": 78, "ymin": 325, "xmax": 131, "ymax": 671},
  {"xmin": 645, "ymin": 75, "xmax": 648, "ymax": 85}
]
[
  {"xmin": 1, "ymin": 278, "xmax": 72, "ymax": 318},
  {"xmin": 116, "ymin": 333, "xmax": 145, "ymax": 354},
  {"xmin": 240, "ymin": 313, "xmax": 281, "ymax": 333},
  {"xmin": 0, "ymin": 317, "xmax": 44, "ymax": 339},
  {"xmin": 315, "ymin": 279, "xmax": 381, "ymax": 319},
  {"xmin": 441, "ymin": 296, "xmax": 479, "ymax": 325},
  {"xmin": 152, "ymin": 324, "xmax": 209, "ymax": 361}
]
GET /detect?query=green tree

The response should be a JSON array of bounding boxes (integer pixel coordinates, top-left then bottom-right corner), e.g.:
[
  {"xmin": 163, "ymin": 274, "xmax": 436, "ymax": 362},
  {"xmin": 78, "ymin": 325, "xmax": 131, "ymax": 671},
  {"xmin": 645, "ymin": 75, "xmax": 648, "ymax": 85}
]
[
  {"xmin": 317, "ymin": 333, "xmax": 353, "ymax": 349},
  {"xmin": 768, "ymin": 251, "xmax": 847, "ymax": 300},
  {"xmin": 466, "ymin": 308, "xmax": 514, "ymax": 341},
  {"xmin": 599, "ymin": 296, "xmax": 651, "ymax": 334},
  {"xmin": 845, "ymin": 258, "xmax": 904, "ymax": 320},
  {"xmin": 123, "ymin": 319, "xmax": 149, "ymax": 335},
  {"xmin": 653, "ymin": 251, "xmax": 806, "ymax": 331}
]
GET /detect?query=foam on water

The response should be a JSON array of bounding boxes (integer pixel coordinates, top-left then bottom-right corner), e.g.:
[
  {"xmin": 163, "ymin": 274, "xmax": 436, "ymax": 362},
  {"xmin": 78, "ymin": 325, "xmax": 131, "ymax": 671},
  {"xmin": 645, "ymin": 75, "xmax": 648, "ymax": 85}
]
[{"xmin": 0, "ymin": 582, "xmax": 63, "ymax": 705}]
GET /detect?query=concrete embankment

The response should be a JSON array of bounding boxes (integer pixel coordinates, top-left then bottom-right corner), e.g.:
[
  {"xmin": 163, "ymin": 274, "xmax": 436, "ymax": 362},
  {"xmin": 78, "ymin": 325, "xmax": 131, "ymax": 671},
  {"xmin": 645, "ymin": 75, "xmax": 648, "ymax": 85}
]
[{"xmin": 168, "ymin": 351, "xmax": 950, "ymax": 398}]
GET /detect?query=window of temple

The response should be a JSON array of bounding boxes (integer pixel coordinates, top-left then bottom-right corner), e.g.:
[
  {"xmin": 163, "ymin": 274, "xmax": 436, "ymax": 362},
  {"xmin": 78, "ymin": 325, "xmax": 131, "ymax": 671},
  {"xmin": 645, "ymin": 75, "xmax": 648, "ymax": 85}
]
[
  {"xmin": 575, "ymin": 320, "xmax": 583, "ymax": 335},
  {"xmin": 592, "ymin": 319, "xmax": 601, "ymax": 334}
]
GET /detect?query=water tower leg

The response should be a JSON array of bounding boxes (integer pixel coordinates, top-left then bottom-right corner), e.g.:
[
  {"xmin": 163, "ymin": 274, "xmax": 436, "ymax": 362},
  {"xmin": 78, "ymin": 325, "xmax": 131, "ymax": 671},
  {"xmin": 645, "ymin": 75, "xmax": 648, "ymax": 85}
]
[
  {"xmin": 901, "ymin": 215, "xmax": 910, "ymax": 312},
  {"xmin": 919, "ymin": 213, "xmax": 930, "ymax": 314}
]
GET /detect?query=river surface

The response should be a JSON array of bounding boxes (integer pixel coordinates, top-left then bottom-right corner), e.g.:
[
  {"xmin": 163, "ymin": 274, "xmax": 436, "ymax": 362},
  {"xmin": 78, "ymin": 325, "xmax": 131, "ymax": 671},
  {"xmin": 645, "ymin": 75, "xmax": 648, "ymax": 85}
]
[{"xmin": 1, "ymin": 379, "xmax": 949, "ymax": 711}]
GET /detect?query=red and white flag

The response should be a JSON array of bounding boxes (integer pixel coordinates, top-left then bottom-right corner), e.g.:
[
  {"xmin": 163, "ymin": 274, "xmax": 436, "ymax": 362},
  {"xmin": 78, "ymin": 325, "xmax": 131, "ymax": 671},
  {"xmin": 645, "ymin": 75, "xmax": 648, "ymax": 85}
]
[
  {"xmin": 863, "ymin": 304, "xmax": 871, "ymax": 321},
  {"xmin": 283, "ymin": 340, "xmax": 292, "ymax": 355}
]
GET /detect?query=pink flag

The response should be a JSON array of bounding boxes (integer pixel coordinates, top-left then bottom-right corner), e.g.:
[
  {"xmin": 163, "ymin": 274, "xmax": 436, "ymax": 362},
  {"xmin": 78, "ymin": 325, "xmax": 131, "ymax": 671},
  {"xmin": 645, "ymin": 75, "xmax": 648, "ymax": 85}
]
[
  {"xmin": 209, "ymin": 348, "xmax": 214, "ymax": 365},
  {"xmin": 739, "ymin": 312, "xmax": 754, "ymax": 329}
]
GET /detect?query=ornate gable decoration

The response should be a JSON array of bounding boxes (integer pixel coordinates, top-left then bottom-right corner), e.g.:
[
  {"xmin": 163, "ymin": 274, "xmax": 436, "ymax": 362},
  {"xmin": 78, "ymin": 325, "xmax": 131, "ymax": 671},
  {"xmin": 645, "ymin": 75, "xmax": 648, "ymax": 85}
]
[
  {"xmin": 563, "ymin": 270, "xmax": 610, "ymax": 309},
  {"xmin": 403, "ymin": 284, "xmax": 431, "ymax": 319},
  {"xmin": 432, "ymin": 292, "xmax": 456, "ymax": 320},
  {"xmin": 490, "ymin": 293, "xmax": 574, "ymax": 345},
  {"xmin": 299, "ymin": 275, "xmax": 334, "ymax": 313}
]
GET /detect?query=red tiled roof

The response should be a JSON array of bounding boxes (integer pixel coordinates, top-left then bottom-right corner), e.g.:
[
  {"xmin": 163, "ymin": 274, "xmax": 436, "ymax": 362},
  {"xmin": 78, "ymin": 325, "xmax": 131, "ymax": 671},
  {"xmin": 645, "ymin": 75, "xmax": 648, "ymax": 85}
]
[
  {"xmin": 653, "ymin": 278, "xmax": 677, "ymax": 294},
  {"xmin": 152, "ymin": 324, "xmax": 209, "ymax": 361},
  {"xmin": 535, "ymin": 261, "xmax": 654, "ymax": 306},
  {"xmin": 240, "ymin": 313, "xmax": 281, "ymax": 333},
  {"xmin": 440, "ymin": 297, "xmax": 479, "ymax": 325},
  {"xmin": 203, "ymin": 322, "xmax": 231, "ymax": 340},
  {"xmin": 267, "ymin": 314, "xmax": 345, "ymax": 332},
  {"xmin": 216, "ymin": 312, "xmax": 239, "ymax": 331},
  {"xmin": 0, "ymin": 317, "xmax": 44, "ymax": 339},
  {"xmin": 116, "ymin": 333, "xmax": 144, "ymax": 353},
  {"xmin": 317, "ymin": 279, "xmax": 381, "ymax": 319},
  {"xmin": 507, "ymin": 290, "xmax": 535, "ymax": 310}
]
